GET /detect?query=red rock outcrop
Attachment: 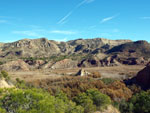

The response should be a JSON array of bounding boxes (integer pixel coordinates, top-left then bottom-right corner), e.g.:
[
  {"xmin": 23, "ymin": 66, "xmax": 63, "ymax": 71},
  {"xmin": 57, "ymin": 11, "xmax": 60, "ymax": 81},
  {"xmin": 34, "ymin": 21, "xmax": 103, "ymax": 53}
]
[{"xmin": 135, "ymin": 62, "xmax": 150, "ymax": 89}]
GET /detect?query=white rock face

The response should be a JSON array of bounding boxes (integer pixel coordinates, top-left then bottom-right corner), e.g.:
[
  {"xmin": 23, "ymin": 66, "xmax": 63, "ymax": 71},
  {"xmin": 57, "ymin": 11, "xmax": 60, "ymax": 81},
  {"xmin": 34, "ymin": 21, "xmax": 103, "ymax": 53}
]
[
  {"xmin": 75, "ymin": 69, "xmax": 91, "ymax": 76},
  {"xmin": 0, "ymin": 79, "xmax": 14, "ymax": 88},
  {"xmin": 51, "ymin": 59, "xmax": 78, "ymax": 69},
  {"xmin": 94, "ymin": 105, "xmax": 120, "ymax": 113}
]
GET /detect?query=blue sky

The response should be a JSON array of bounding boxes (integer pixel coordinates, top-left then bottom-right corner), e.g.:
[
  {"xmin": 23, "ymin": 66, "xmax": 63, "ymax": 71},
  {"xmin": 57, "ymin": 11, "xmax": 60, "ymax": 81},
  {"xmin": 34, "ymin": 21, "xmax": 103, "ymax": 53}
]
[{"xmin": 0, "ymin": 0, "xmax": 150, "ymax": 42}]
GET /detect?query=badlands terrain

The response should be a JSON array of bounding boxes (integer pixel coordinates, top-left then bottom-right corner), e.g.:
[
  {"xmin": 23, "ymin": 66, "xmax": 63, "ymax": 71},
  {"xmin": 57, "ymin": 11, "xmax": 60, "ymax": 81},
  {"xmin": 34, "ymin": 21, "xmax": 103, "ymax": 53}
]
[
  {"xmin": 0, "ymin": 38, "xmax": 149, "ymax": 81},
  {"xmin": 0, "ymin": 38, "xmax": 150, "ymax": 113}
]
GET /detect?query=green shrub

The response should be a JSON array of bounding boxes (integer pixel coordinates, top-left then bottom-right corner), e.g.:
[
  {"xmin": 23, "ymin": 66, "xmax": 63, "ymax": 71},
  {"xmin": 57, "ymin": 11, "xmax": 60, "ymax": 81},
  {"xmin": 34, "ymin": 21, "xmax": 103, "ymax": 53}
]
[
  {"xmin": 73, "ymin": 89, "xmax": 111, "ymax": 112},
  {"xmin": 101, "ymin": 78, "xmax": 116, "ymax": 85},
  {"xmin": 0, "ymin": 108, "xmax": 6, "ymax": 113},
  {"xmin": 117, "ymin": 91, "xmax": 150, "ymax": 113},
  {"xmin": 0, "ymin": 61, "xmax": 4, "ymax": 65},
  {"xmin": 73, "ymin": 93, "xmax": 96, "ymax": 113},
  {"xmin": 0, "ymin": 88, "xmax": 84, "ymax": 113},
  {"xmin": 15, "ymin": 78, "xmax": 28, "ymax": 89},
  {"xmin": 1, "ymin": 71, "xmax": 9, "ymax": 79},
  {"xmin": 118, "ymin": 99, "xmax": 133, "ymax": 113},
  {"xmin": 0, "ymin": 73, "xmax": 3, "ymax": 79},
  {"xmin": 130, "ymin": 91, "xmax": 150, "ymax": 113},
  {"xmin": 55, "ymin": 90, "xmax": 69, "ymax": 102},
  {"xmin": 86, "ymin": 89, "xmax": 111, "ymax": 110},
  {"xmin": 0, "ymin": 71, "xmax": 10, "ymax": 81}
]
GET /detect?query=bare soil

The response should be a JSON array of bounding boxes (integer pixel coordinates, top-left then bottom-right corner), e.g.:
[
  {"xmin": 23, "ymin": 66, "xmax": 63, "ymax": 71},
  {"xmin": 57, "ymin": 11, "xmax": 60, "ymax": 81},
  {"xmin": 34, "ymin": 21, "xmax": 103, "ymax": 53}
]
[{"xmin": 8, "ymin": 65, "xmax": 145, "ymax": 82}]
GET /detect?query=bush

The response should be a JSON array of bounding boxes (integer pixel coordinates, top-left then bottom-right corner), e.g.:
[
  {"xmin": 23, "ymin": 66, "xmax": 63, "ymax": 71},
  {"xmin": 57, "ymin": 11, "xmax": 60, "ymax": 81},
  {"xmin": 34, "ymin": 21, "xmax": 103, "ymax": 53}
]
[
  {"xmin": 101, "ymin": 78, "xmax": 116, "ymax": 85},
  {"xmin": 88, "ymin": 72, "xmax": 102, "ymax": 78},
  {"xmin": 29, "ymin": 76, "xmax": 132, "ymax": 101},
  {"xmin": 15, "ymin": 78, "xmax": 29, "ymax": 89},
  {"xmin": 130, "ymin": 91, "xmax": 150, "ymax": 113},
  {"xmin": 0, "ymin": 108, "xmax": 6, "ymax": 113},
  {"xmin": 0, "ymin": 61, "xmax": 4, "ymax": 65},
  {"xmin": 1, "ymin": 71, "xmax": 9, "ymax": 79},
  {"xmin": 73, "ymin": 89, "xmax": 111, "ymax": 112},
  {"xmin": 73, "ymin": 93, "xmax": 96, "ymax": 113},
  {"xmin": 0, "ymin": 71, "xmax": 10, "ymax": 81},
  {"xmin": 0, "ymin": 73, "xmax": 3, "ymax": 79},
  {"xmin": 118, "ymin": 99, "xmax": 133, "ymax": 113},
  {"xmin": 117, "ymin": 91, "xmax": 150, "ymax": 113},
  {"xmin": 0, "ymin": 88, "xmax": 84, "ymax": 113},
  {"xmin": 128, "ymin": 84, "xmax": 141, "ymax": 94},
  {"xmin": 86, "ymin": 89, "xmax": 111, "ymax": 110}
]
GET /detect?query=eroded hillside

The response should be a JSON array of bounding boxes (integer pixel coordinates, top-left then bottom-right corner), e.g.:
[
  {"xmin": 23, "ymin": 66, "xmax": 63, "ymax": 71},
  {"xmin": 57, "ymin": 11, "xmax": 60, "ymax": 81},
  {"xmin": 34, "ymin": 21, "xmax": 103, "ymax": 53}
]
[{"xmin": 0, "ymin": 38, "xmax": 150, "ymax": 71}]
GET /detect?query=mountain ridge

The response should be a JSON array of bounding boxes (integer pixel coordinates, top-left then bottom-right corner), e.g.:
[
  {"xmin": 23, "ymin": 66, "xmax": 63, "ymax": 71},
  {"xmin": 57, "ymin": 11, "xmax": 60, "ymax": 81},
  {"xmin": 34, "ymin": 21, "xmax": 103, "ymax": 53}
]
[
  {"xmin": 0, "ymin": 37, "xmax": 131, "ymax": 58},
  {"xmin": 1, "ymin": 37, "xmax": 150, "ymax": 70}
]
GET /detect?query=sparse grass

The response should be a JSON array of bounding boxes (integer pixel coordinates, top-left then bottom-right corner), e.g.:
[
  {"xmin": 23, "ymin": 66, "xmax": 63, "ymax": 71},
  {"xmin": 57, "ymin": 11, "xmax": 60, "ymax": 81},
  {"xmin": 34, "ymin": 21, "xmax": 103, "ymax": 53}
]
[
  {"xmin": 21, "ymin": 57, "xmax": 48, "ymax": 61},
  {"xmin": 21, "ymin": 54, "xmax": 92, "ymax": 63},
  {"xmin": 88, "ymin": 71, "xmax": 102, "ymax": 78},
  {"xmin": 101, "ymin": 78, "xmax": 116, "ymax": 85},
  {"xmin": 0, "ymin": 70, "xmax": 10, "ymax": 81},
  {"xmin": 0, "ymin": 61, "xmax": 4, "ymax": 65}
]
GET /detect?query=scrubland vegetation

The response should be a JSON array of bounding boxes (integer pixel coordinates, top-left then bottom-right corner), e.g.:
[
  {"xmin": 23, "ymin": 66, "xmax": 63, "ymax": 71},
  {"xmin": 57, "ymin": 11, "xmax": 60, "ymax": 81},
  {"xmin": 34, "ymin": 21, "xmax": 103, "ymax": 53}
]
[
  {"xmin": 0, "ymin": 71, "xmax": 150, "ymax": 113},
  {"xmin": 21, "ymin": 54, "xmax": 90, "ymax": 63}
]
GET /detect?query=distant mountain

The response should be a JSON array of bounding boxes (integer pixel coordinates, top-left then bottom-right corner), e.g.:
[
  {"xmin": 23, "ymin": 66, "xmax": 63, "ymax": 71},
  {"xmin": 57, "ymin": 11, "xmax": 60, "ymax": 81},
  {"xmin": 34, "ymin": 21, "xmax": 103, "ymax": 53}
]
[
  {"xmin": 107, "ymin": 40, "xmax": 150, "ymax": 58},
  {"xmin": 106, "ymin": 40, "xmax": 150, "ymax": 65},
  {"xmin": 0, "ymin": 38, "xmax": 131, "ymax": 58},
  {"xmin": 0, "ymin": 37, "xmax": 150, "ymax": 70},
  {"xmin": 0, "ymin": 38, "xmax": 60, "ymax": 58}
]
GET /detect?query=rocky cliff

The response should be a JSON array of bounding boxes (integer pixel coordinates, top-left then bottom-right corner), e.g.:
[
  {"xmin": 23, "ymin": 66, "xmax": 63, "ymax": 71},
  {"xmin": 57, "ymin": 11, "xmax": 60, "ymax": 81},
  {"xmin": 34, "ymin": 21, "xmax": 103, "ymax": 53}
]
[
  {"xmin": 0, "ymin": 38, "xmax": 150, "ymax": 70},
  {"xmin": 135, "ymin": 62, "xmax": 150, "ymax": 89},
  {"xmin": 0, "ymin": 38, "xmax": 131, "ymax": 58}
]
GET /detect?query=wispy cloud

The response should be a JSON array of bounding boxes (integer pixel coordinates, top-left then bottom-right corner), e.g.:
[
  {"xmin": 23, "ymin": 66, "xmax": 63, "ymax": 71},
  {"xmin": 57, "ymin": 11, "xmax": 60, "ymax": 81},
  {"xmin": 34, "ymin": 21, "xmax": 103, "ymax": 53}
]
[
  {"xmin": 57, "ymin": 0, "xmax": 95, "ymax": 24},
  {"xmin": 140, "ymin": 17, "xmax": 150, "ymax": 19},
  {"xmin": 12, "ymin": 29, "xmax": 76, "ymax": 38},
  {"xmin": 0, "ymin": 16, "xmax": 21, "ymax": 25},
  {"xmin": 55, "ymin": 37, "xmax": 68, "ymax": 42},
  {"xmin": 57, "ymin": 11, "xmax": 73, "ymax": 24},
  {"xmin": 76, "ymin": 0, "xmax": 95, "ymax": 8},
  {"xmin": 0, "ymin": 20, "xmax": 8, "ymax": 23},
  {"xmin": 50, "ymin": 30, "xmax": 76, "ymax": 35},
  {"xmin": 12, "ymin": 30, "xmax": 42, "ymax": 37},
  {"xmin": 100, "ymin": 14, "xmax": 119, "ymax": 23}
]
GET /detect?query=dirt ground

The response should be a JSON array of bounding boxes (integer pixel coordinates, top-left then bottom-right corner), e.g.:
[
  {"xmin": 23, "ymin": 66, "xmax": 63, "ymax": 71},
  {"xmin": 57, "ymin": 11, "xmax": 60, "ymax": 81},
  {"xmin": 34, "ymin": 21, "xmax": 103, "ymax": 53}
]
[{"xmin": 8, "ymin": 65, "xmax": 145, "ymax": 82}]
